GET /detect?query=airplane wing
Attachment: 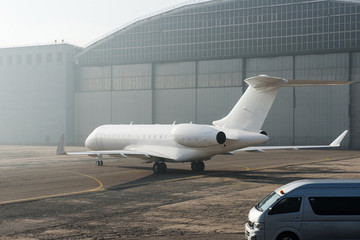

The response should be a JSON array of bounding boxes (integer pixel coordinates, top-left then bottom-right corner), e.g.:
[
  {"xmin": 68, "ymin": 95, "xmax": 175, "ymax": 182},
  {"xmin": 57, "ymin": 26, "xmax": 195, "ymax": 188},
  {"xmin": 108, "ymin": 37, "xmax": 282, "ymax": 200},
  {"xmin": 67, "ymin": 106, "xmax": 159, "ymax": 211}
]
[
  {"xmin": 56, "ymin": 134, "xmax": 171, "ymax": 160},
  {"xmin": 234, "ymin": 130, "xmax": 348, "ymax": 152}
]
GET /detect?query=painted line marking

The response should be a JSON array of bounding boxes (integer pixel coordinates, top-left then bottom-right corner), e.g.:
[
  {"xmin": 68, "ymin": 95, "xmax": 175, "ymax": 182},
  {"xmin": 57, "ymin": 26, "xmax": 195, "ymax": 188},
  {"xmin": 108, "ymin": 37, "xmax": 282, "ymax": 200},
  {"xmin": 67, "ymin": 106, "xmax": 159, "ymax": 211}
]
[
  {"xmin": 1, "ymin": 155, "xmax": 352, "ymax": 204},
  {"xmin": 0, "ymin": 171, "xmax": 104, "ymax": 205}
]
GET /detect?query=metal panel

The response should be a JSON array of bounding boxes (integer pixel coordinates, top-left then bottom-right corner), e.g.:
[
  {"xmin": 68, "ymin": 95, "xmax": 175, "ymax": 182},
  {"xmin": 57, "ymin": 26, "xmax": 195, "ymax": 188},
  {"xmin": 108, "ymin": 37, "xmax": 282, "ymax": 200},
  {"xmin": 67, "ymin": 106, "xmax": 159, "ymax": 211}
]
[
  {"xmin": 246, "ymin": 56, "xmax": 294, "ymax": 79},
  {"xmin": 196, "ymin": 87, "xmax": 242, "ymax": 125},
  {"xmin": 111, "ymin": 90, "xmax": 152, "ymax": 124},
  {"xmin": 112, "ymin": 64, "xmax": 151, "ymax": 90},
  {"xmin": 79, "ymin": 66, "xmax": 111, "ymax": 91},
  {"xmin": 155, "ymin": 62, "xmax": 196, "ymax": 89},
  {"xmin": 74, "ymin": 92, "xmax": 111, "ymax": 145},
  {"xmin": 153, "ymin": 89, "xmax": 196, "ymax": 124},
  {"xmin": 296, "ymin": 53, "xmax": 349, "ymax": 80},
  {"xmin": 352, "ymin": 53, "xmax": 360, "ymax": 82},
  {"xmin": 350, "ymin": 53, "xmax": 360, "ymax": 148},
  {"xmin": 198, "ymin": 59, "xmax": 243, "ymax": 87},
  {"xmin": 294, "ymin": 53, "xmax": 350, "ymax": 147},
  {"xmin": 262, "ymin": 88, "xmax": 295, "ymax": 145}
]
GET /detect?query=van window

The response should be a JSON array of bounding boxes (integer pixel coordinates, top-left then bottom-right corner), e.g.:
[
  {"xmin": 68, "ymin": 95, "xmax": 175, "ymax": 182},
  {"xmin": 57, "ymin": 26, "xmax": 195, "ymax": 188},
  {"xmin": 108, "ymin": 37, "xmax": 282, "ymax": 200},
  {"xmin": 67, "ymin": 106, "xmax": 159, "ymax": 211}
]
[
  {"xmin": 309, "ymin": 197, "xmax": 360, "ymax": 215},
  {"xmin": 269, "ymin": 197, "xmax": 302, "ymax": 215},
  {"xmin": 256, "ymin": 192, "xmax": 281, "ymax": 212}
]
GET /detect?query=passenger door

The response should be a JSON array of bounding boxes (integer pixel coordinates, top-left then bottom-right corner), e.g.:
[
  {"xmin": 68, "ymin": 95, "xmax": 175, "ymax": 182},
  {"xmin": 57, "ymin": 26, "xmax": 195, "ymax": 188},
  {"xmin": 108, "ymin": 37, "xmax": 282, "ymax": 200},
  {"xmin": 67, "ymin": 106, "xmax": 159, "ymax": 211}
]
[{"xmin": 264, "ymin": 197, "xmax": 303, "ymax": 239}]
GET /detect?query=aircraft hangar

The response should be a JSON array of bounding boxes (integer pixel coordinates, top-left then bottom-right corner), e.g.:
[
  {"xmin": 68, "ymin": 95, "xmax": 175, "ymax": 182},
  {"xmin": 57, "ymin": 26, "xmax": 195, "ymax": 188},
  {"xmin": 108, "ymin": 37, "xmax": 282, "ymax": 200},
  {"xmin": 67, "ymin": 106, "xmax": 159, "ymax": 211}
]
[
  {"xmin": 0, "ymin": 0, "xmax": 359, "ymax": 149},
  {"xmin": 73, "ymin": 0, "xmax": 360, "ymax": 148}
]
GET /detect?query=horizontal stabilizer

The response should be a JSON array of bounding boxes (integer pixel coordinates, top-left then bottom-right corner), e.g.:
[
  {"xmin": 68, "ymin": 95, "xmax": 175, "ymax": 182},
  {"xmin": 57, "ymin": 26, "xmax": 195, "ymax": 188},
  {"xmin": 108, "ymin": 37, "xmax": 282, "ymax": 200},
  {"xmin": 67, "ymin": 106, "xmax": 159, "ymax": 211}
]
[
  {"xmin": 236, "ymin": 130, "xmax": 348, "ymax": 152},
  {"xmin": 285, "ymin": 79, "xmax": 352, "ymax": 86}
]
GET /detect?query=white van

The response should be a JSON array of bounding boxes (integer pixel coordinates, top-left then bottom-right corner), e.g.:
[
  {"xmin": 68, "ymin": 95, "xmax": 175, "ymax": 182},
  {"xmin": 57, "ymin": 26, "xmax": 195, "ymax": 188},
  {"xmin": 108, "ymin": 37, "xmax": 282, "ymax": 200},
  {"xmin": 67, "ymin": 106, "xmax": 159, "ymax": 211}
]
[{"xmin": 245, "ymin": 179, "xmax": 360, "ymax": 240}]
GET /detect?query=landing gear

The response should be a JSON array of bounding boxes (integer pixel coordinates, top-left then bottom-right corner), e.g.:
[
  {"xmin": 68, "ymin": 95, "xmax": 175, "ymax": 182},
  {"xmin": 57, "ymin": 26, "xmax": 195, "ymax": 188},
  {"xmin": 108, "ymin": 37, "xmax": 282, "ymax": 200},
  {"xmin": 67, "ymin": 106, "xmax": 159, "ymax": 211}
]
[
  {"xmin": 153, "ymin": 162, "xmax": 167, "ymax": 174},
  {"xmin": 96, "ymin": 155, "xmax": 103, "ymax": 166},
  {"xmin": 191, "ymin": 161, "xmax": 205, "ymax": 172}
]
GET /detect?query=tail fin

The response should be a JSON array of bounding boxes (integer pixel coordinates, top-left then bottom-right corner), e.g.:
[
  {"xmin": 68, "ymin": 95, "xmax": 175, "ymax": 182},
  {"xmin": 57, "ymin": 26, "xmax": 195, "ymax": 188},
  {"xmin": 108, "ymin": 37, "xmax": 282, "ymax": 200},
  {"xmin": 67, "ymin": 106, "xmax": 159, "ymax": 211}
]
[
  {"xmin": 56, "ymin": 133, "xmax": 67, "ymax": 155},
  {"xmin": 213, "ymin": 75, "xmax": 287, "ymax": 132}
]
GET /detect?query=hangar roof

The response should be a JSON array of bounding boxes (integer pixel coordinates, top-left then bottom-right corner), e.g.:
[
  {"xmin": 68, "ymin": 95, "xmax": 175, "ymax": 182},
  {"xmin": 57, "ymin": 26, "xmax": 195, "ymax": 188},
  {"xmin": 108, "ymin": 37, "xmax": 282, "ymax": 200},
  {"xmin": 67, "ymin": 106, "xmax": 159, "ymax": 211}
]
[{"xmin": 76, "ymin": 0, "xmax": 360, "ymax": 66}]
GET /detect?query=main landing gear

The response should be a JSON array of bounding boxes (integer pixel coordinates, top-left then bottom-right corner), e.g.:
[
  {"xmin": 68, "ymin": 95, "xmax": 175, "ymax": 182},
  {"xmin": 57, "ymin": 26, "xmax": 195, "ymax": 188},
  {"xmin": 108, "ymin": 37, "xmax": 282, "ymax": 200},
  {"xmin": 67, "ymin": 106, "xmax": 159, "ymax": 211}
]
[
  {"xmin": 96, "ymin": 155, "xmax": 103, "ymax": 166},
  {"xmin": 191, "ymin": 161, "xmax": 205, "ymax": 172},
  {"xmin": 153, "ymin": 162, "xmax": 167, "ymax": 174}
]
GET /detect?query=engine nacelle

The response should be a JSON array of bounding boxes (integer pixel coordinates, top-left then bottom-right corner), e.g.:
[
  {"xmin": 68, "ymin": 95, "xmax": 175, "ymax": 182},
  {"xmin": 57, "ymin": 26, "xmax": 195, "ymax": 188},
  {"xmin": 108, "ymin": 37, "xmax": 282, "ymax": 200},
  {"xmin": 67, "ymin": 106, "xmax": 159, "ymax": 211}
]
[{"xmin": 171, "ymin": 124, "xmax": 226, "ymax": 148}]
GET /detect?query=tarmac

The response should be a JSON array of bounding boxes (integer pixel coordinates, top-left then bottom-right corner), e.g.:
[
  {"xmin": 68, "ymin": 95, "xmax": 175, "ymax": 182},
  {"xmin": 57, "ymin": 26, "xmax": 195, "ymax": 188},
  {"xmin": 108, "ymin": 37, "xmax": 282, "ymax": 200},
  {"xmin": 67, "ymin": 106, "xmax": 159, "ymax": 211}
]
[{"xmin": 0, "ymin": 145, "xmax": 359, "ymax": 239}]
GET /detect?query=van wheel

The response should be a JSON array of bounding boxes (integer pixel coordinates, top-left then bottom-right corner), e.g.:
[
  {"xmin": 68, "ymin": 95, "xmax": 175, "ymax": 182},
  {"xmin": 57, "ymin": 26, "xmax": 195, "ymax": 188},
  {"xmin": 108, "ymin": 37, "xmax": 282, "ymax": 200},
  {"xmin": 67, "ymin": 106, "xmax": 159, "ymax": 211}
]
[{"xmin": 277, "ymin": 232, "xmax": 299, "ymax": 240}]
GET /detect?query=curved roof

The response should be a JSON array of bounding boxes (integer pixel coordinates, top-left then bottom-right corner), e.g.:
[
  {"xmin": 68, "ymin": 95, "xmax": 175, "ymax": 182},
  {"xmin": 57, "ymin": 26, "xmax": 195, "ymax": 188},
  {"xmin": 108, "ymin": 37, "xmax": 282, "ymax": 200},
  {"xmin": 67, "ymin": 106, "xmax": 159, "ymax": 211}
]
[
  {"xmin": 76, "ymin": 0, "xmax": 360, "ymax": 66},
  {"xmin": 77, "ymin": 0, "xmax": 211, "ymax": 58}
]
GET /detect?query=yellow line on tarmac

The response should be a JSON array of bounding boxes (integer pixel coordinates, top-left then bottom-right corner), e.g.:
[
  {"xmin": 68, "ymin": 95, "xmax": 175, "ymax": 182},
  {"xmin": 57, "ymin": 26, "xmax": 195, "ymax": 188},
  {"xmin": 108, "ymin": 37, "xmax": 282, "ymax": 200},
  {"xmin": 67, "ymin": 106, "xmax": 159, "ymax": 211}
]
[{"xmin": 0, "ymin": 171, "xmax": 104, "ymax": 205}]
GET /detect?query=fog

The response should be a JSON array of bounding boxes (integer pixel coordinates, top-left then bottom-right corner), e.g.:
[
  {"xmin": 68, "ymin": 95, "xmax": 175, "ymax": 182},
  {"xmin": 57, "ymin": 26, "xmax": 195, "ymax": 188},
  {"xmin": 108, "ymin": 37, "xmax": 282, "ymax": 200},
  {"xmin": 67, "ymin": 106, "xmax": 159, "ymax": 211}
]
[
  {"xmin": 0, "ymin": 0, "xmax": 189, "ymax": 145},
  {"xmin": 0, "ymin": 44, "xmax": 77, "ymax": 145},
  {"xmin": 0, "ymin": 0, "xmax": 190, "ymax": 47}
]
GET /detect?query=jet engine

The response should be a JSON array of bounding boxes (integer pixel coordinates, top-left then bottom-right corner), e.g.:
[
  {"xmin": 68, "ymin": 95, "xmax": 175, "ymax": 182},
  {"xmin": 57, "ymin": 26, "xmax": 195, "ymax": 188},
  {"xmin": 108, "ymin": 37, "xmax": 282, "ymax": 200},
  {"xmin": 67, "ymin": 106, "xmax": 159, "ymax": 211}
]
[
  {"xmin": 171, "ymin": 124, "xmax": 226, "ymax": 148},
  {"xmin": 260, "ymin": 130, "xmax": 268, "ymax": 136}
]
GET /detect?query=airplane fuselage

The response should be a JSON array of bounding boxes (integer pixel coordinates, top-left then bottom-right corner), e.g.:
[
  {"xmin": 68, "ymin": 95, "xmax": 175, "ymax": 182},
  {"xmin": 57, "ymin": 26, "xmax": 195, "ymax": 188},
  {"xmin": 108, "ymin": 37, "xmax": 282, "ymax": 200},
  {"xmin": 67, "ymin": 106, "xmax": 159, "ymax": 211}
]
[{"xmin": 85, "ymin": 124, "xmax": 269, "ymax": 162}]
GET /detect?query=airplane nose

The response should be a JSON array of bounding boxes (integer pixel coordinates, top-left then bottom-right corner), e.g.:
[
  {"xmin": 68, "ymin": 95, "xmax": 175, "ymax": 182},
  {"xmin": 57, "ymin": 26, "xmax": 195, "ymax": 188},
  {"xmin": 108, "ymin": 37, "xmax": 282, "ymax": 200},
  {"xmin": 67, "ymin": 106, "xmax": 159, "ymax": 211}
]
[
  {"xmin": 85, "ymin": 135, "xmax": 91, "ymax": 149},
  {"xmin": 85, "ymin": 132, "xmax": 96, "ymax": 150}
]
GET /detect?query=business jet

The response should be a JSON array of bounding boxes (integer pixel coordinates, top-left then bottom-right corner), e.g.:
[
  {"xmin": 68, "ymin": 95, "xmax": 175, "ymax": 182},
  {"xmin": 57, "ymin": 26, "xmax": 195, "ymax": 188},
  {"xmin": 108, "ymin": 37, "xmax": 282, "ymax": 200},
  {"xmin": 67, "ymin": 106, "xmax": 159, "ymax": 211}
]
[{"xmin": 57, "ymin": 75, "xmax": 349, "ymax": 174}]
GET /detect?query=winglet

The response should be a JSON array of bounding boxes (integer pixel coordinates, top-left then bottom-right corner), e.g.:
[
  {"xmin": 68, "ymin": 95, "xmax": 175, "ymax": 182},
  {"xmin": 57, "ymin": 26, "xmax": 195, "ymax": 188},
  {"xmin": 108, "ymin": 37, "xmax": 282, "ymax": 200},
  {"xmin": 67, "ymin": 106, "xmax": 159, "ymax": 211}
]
[
  {"xmin": 56, "ymin": 133, "xmax": 67, "ymax": 155},
  {"xmin": 330, "ymin": 130, "xmax": 348, "ymax": 147}
]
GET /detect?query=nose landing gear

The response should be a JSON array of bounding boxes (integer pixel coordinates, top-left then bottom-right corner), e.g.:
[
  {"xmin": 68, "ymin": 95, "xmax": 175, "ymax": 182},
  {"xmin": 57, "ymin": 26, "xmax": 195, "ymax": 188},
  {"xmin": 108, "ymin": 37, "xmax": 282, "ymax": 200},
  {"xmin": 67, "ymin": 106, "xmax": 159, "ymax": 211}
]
[{"xmin": 96, "ymin": 155, "xmax": 103, "ymax": 166}]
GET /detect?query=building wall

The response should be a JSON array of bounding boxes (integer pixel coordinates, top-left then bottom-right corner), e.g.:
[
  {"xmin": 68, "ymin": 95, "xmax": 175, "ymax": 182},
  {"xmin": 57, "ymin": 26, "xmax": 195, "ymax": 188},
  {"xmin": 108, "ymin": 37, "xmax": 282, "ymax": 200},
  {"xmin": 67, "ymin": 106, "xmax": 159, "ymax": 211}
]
[
  {"xmin": 196, "ymin": 87, "xmax": 242, "ymax": 125},
  {"xmin": 294, "ymin": 53, "xmax": 350, "ymax": 146},
  {"xmin": 351, "ymin": 52, "xmax": 360, "ymax": 148},
  {"xmin": 0, "ymin": 44, "xmax": 79, "ymax": 145},
  {"xmin": 74, "ymin": 92, "xmax": 111, "ymax": 144}
]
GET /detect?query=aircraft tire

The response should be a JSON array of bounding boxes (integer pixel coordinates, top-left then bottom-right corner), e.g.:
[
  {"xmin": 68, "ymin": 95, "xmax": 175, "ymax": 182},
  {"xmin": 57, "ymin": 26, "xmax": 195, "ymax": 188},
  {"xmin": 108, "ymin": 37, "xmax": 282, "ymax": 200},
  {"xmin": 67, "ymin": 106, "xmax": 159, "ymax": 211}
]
[
  {"xmin": 191, "ymin": 161, "xmax": 205, "ymax": 172},
  {"xmin": 160, "ymin": 162, "xmax": 167, "ymax": 173},
  {"xmin": 153, "ymin": 162, "xmax": 166, "ymax": 174},
  {"xmin": 198, "ymin": 161, "xmax": 205, "ymax": 171},
  {"xmin": 153, "ymin": 163, "xmax": 160, "ymax": 174}
]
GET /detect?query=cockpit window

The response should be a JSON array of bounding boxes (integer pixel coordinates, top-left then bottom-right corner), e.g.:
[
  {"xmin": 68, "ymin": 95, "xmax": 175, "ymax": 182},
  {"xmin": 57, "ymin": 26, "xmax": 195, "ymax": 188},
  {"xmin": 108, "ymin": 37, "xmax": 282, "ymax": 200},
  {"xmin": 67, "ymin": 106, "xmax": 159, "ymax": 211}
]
[{"xmin": 256, "ymin": 192, "xmax": 281, "ymax": 212}]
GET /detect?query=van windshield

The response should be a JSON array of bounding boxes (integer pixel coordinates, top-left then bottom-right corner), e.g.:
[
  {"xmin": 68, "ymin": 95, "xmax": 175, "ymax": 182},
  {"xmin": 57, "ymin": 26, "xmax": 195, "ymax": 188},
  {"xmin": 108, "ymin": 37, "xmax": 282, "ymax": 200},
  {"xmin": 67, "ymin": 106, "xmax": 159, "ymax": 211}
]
[{"xmin": 256, "ymin": 192, "xmax": 281, "ymax": 212}]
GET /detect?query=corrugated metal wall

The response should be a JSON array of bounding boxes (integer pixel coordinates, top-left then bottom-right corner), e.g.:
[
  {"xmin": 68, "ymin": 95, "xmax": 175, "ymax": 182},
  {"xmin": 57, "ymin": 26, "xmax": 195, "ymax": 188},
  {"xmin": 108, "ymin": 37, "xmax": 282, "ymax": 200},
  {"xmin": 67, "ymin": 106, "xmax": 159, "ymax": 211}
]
[
  {"xmin": 351, "ymin": 53, "xmax": 360, "ymax": 149},
  {"xmin": 154, "ymin": 89, "xmax": 196, "ymax": 124},
  {"xmin": 196, "ymin": 87, "xmax": 242, "ymax": 125},
  {"xmin": 111, "ymin": 91, "xmax": 152, "ymax": 124},
  {"xmin": 294, "ymin": 53, "xmax": 350, "ymax": 147},
  {"xmin": 74, "ymin": 92, "xmax": 111, "ymax": 144}
]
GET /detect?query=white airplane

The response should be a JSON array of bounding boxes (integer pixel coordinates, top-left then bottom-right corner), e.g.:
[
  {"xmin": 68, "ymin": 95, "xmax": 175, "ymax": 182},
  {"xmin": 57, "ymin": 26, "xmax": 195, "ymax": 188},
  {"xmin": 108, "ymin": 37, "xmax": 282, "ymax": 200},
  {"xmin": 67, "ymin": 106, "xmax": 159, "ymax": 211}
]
[{"xmin": 57, "ymin": 75, "xmax": 349, "ymax": 174}]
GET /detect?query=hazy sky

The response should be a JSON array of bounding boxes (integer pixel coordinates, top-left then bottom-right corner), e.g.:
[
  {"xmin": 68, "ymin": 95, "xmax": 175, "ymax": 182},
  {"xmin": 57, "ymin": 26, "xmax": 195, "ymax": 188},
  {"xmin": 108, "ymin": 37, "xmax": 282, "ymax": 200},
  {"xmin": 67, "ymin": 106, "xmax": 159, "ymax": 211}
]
[{"xmin": 0, "ymin": 0, "xmax": 189, "ymax": 48}]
